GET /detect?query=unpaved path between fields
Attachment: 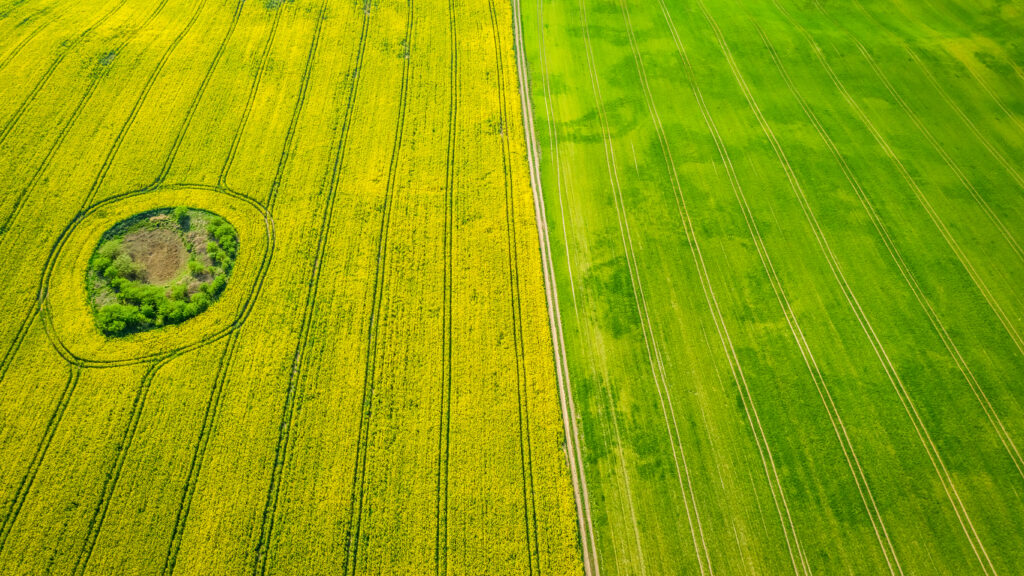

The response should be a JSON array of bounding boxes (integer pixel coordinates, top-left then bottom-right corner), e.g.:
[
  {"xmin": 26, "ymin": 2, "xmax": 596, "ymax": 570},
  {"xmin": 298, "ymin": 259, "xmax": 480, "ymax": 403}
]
[{"xmin": 508, "ymin": 1, "xmax": 599, "ymax": 574}]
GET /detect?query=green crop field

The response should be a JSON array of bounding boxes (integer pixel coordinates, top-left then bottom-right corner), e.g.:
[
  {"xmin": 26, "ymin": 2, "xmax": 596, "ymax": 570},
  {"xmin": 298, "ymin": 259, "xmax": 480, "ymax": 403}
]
[
  {"xmin": 0, "ymin": 0, "xmax": 582, "ymax": 573},
  {"xmin": 519, "ymin": 0, "xmax": 1024, "ymax": 574}
]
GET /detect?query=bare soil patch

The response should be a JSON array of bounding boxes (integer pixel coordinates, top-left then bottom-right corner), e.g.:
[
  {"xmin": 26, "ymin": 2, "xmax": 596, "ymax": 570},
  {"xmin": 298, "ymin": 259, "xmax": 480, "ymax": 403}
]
[{"xmin": 122, "ymin": 228, "xmax": 188, "ymax": 284}]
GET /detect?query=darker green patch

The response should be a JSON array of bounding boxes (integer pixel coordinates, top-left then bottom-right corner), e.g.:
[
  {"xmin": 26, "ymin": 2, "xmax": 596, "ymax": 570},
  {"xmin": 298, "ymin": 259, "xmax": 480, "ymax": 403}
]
[{"xmin": 87, "ymin": 207, "xmax": 239, "ymax": 336}]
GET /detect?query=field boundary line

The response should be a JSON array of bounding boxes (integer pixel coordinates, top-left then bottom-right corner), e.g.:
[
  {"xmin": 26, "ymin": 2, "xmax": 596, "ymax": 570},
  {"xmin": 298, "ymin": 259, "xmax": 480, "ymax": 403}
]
[{"xmin": 509, "ymin": 0, "xmax": 598, "ymax": 571}]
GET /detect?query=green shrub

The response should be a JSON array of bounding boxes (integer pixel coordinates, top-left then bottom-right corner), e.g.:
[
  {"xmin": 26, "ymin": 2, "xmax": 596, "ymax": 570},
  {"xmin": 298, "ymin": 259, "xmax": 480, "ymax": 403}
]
[
  {"xmin": 97, "ymin": 303, "xmax": 145, "ymax": 335},
  {"xmin": 173, "ymin": 206, "xmax": 189, "ymax": 228},
  {"xmin": 103, "ymin": 253, "xmax": 141, "ymax": 282}
]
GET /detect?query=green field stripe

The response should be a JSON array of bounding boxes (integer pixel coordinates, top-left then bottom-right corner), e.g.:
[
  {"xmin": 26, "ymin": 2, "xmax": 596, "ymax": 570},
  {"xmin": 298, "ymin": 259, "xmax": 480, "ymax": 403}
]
[
  {"xmin": 743, "ymin": 3, "xmax": 1006, "ymax": 573},
  {"xmin": 791, "ymin": 12, "xmax": 1024, "ymax": 364},
  {"xmin": 606, "ymin": 0, "xmax": 821, "ymax": 571},
  {"xmin": 570, "ymin": 0, "xmax": 651, "ymax": 570},
  {"xmin": 755, "ymin": 14, "xmax": 1024, "ymax": 556}
]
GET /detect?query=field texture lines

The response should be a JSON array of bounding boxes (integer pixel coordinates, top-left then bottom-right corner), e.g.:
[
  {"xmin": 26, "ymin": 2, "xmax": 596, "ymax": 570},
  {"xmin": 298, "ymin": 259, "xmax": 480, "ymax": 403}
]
[
  {"xmin": 0, "ymin": 0, "xmax": 582, "ymax": 574},
  {"xmin": 520, "ymin": 0, "xmax": 1024, "ymax": 573}
]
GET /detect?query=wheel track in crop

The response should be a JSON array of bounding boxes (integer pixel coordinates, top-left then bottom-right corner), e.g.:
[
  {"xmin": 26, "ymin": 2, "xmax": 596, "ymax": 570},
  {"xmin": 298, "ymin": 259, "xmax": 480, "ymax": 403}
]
[
  {"xmin": 808, "ymin": 0, "xmax": 1024, "ymax": 268},
  {"xmin": 614, "ymin": 1, "xmax": 747, "ymax": 573},
  {"xmin": 845, "ymin": 0, "xmax": 1024, "ymax": 138},
  {"xmin": 670, "ymin": 1, "xmax": 909, "ymax": 572},
  {"xmin": 250, "ymin": 2, "xmax": 372, "ymax": 573},
  {"xmin": 0, "ymin": 0, "xmax": 131, "ymax": 147},
  {"xmin": 687, "ymin": 1, "xmax": 919, "ymax": 572},
  {"xmin": 338, "ymin": 1, "xmax": 415, "ymax": 573},
  {"xmin": 434, "ymin": 0, "xmax": 457, "ymax": 570},
  {"xmin": 151, "ymin": 0, "xmax": 249, "ymax": 189},
  {"xmin": 0, "ymin": 365, "xmax": 79, "ymax": 553},
  {"xmin": 487, "ymin": 0, "xmax": 541, "ymax": 570},
  {"xmin": 79, "ymin": 0, "xmax": 212, "ymax": 211},
  {"xmin": 0, "ymin": 0, "xmax": 174, "ymax": 234},
  {"xmin": 0, "ymin": 0, "xmax": 214, "ymax": 548},
  {"xmin": 160, "ymin": 331, "xmax": 239, "ymax": 576},
  {"xmin": 70, "ymin": 359, "xmax": 172, "ymax": 576},
  {"xmin": 853, "ymin": 44, "xmax": 1024, "ymax": 264},
  {"xmin": 904, "ymin": 49, "xmax": 1024, "ymax": 193},
  {"xmin": 510, "ymin": 0, "xmax": 599, "ymax": 570},
  {"xmin": 0, "ymin": 10, "xmax": 53, "ymax": 72},
  {"xmin": 833, "ymin": 0, "xmax": 1024, "ymax": 193},
  {"xmin": 764, "ymin": 5, "xmax": 999, "ymax": 573},
  {"xmin": 603, "ymin": 0, "xmax": 811, "ymax": 571},
  {"xmin": 758, "ymin": 10, "xmax": 1024, "ymax": 562},
  {"xmin": 64, "ymin": 1, "xmax": 262, "ymax": 569},
  {"xmin": 220, "ymin": 1, "xmax": 284, "ymax": 190}
]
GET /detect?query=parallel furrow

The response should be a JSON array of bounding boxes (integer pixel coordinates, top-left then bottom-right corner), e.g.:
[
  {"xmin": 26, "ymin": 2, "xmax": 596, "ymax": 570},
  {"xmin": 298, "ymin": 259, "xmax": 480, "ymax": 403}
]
[
  {"xmin": 340, "ymin": 1, "xmax": 414, "ymax": 572},
  {"xmin": 434, "ymin": 0, "xmax": 457, "ymax": 570},
  {"xmin": 766, "ymin": 6, "xmax": 999, "ymax": 573},
  {"xmin": 0, "ymin": 0, "xmax": 130, "ymax": 146},
  {"xmin": 0, "ymin": 364, "xmax": 78, "ymax": 553},
  {"xmin": 250, "ymin": 2, "xmax": 372, "ymax": 573}
]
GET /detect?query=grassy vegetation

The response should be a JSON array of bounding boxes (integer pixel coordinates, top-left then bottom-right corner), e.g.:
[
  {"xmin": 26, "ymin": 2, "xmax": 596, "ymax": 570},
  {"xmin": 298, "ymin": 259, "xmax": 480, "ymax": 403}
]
[
  {"xmin": 520, "ymin": 0, "xmax": 1024, "ymax": 573},
  {"xmin": 0, "ymin": 0, "xmax": 581, "ymax": 574},
  {"xmin": 87, "ymin": 207, "xmax": 238, "ymax": 335}
]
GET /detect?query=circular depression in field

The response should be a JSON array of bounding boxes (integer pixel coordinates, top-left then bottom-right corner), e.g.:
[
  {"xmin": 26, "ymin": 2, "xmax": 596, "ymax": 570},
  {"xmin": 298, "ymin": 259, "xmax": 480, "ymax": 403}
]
[
  {"xmin": 86, "ymin": 207, "xmax": 239, "ymax": 336},
  {"xmin": 44, "ymin": 186, "xmax": 271, "ymax": 364}
]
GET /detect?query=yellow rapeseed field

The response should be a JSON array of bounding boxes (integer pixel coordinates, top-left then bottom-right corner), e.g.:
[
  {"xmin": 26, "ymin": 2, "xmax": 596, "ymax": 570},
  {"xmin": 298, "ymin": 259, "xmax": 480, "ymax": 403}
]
[{"xmin": 0, "ymin": 0, "xmax": 583, "ymax": 573}]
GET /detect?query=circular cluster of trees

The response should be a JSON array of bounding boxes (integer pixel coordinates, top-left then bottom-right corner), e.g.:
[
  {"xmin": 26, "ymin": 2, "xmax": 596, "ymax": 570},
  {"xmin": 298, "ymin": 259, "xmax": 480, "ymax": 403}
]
[{"xmin": 87, "ymin": 207, "xmax": 239, "ymax": 336}]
